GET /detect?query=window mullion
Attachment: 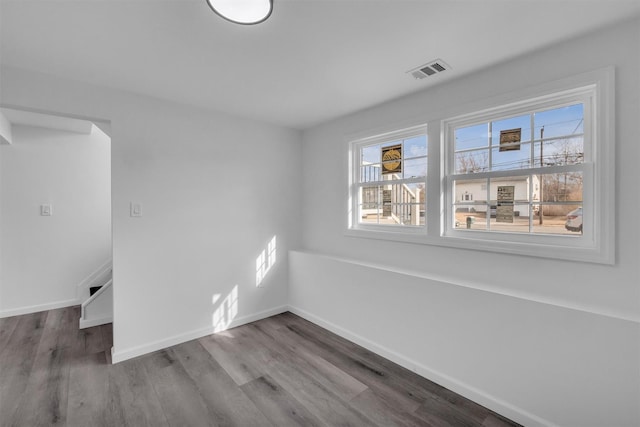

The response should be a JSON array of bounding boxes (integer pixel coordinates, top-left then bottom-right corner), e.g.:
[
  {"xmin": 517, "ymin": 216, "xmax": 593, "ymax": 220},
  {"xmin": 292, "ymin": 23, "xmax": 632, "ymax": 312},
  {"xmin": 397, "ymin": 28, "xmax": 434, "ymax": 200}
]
[
  {"xmin": 485, "ymin": 177, "xmax": 490, "ymax": 229},
  {"xmin": 487, "ymin": 121, "xmax": 493, "ymax": 172}
]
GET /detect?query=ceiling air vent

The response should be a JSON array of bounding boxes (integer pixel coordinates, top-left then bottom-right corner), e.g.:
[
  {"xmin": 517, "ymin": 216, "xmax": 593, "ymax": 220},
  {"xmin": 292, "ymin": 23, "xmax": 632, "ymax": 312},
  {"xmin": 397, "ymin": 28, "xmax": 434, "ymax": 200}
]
[{"xmin": 408, "ymin": 59, "xmax": 451, "ymax": 80}]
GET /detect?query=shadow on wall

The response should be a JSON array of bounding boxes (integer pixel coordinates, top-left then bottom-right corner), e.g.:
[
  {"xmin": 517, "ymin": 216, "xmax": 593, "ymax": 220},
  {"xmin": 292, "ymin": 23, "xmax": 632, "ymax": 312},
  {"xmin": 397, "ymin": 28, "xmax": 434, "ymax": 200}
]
[{"xmin": 211, "ymin": 235, "xmax": 277, "ymax": 333}]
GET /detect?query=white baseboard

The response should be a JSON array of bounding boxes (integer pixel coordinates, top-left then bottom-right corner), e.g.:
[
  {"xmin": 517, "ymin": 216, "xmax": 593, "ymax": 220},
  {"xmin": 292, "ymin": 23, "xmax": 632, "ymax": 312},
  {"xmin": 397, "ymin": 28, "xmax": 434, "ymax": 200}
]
[
  {"xmin": 287, "ymin": 304, "xmax": 556, "ymax": 427},
  {"xmin": 111, "ymin": 305, "xmax": 288, "ymax": 364},
  {"xmin": 79, "ymin": 316, "xmax": 113, "ymax": 329},
  {"xmin": 0, "ymin": 298, "xmax": 80, "ymax": 319}
]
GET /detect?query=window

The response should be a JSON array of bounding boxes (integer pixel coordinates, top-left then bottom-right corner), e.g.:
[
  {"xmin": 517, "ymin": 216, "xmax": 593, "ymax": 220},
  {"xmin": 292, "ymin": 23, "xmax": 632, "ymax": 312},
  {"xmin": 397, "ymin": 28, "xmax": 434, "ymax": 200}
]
[
  {"xmin": 347, "ymin": 68, "xmax": 614, "ymax": 263},
  {"xmin": 441, "ymin": 68, "xmax": 614, "ymax": 263},
  {"xmin": 448, "ymin": 101, "xmax": 586, "ymax": 235},
  {"xmin": 349, "ymin": 125, "xmax": 427, "ymax": 232}
]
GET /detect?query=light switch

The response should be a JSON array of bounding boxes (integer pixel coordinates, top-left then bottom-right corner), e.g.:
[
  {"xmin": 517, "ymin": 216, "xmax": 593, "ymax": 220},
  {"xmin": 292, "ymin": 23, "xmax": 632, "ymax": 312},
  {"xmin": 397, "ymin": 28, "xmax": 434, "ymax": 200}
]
[
  {"xmin": 40, "ymin": 204, "xmax": 52, "ymax": 216},
  {"xmin": 130, "ymin": 202, "xmax": 142, "ymax": 217}
]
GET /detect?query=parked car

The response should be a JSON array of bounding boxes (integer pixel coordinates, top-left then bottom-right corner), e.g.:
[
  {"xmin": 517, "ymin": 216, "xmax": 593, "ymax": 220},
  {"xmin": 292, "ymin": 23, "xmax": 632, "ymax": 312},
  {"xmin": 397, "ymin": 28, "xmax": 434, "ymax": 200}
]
[{"xmin": 565, "ymin": 207, "xmax": 583, "ymax": 232}]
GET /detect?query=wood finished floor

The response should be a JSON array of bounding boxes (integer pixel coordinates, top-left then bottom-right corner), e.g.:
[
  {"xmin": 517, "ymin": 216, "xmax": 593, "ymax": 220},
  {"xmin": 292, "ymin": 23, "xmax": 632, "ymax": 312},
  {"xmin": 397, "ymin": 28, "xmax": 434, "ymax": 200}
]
[{"xmin": 0, "ymin": 306, "xmax": 521, "ymax": 427}]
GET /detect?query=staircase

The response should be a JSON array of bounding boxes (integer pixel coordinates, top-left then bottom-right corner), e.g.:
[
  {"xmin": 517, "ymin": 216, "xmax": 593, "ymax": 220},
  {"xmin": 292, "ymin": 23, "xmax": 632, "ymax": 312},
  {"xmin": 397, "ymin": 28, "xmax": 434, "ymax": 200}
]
[
  {"xmin": 78, "ymin": 260, "xmax": 113, "ymax": 329},
  {"xmin": 391, "ymin": 181, "xmax": 422, "ymax": 225}
]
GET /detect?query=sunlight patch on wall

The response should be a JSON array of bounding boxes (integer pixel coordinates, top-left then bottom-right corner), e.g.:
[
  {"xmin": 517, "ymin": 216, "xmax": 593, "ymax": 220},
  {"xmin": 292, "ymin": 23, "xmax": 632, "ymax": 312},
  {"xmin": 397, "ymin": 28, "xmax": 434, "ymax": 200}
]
[
  {"xmin": 256, "ymin": 235, "xmax": 277, "ymax": 286},
  {"xmin": 212, "ymin": 285, "xmax": 238, "ymax": 333}
]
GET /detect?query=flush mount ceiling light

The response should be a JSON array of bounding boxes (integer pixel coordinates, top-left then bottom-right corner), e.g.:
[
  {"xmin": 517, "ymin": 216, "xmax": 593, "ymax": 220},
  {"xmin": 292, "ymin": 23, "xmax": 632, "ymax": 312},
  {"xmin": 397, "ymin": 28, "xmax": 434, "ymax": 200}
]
[{"xmin": 206, "ymin": 0, "xmax": 273, "ymax": 25}]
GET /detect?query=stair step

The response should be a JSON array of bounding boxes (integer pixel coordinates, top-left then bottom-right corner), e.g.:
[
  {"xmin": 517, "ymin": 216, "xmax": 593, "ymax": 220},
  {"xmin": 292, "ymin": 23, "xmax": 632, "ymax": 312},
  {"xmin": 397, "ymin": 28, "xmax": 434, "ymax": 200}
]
[{"xmin": 89, "ymin": 286, "xmax": 103, "ymax": 296}]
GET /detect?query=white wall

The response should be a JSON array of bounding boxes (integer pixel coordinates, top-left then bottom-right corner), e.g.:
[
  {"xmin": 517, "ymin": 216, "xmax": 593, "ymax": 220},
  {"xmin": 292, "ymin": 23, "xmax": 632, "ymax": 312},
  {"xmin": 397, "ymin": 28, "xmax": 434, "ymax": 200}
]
[
  {"xmin": 0, "ymin": 112, "xmax": 12, "ymax": 144},
  {"xmin": 293, "ymin": 18, "xmax": 640, "ymax": 427},
  {"xmin": 0, "ymin": 127, "xmax": 3, "ymax": 291},
  {"xmin": 0, "ymin": 124, "xmax": 111, "ymax": 316},
  {"xmin": 0, "ymin": 67, "xmax": 302, "ymax": 362}
]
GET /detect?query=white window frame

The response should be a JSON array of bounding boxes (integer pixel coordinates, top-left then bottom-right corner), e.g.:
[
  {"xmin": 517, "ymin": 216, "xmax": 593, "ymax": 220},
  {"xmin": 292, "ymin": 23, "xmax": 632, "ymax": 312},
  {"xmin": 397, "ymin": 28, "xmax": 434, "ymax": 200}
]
[
  {"xmin": 444, "ymin": 90, "xmax": 593, "ymax": 236},
  {"xmin": 440, "ymin": 68, "xmax": 614, "ymax": 264},
  {"xmin": 345, "ymin": 68, "xmax": 614, "ymax": 264},
  {"xmin": 347, "ymin": 124, "xmax": 428, "ymax": 238}
]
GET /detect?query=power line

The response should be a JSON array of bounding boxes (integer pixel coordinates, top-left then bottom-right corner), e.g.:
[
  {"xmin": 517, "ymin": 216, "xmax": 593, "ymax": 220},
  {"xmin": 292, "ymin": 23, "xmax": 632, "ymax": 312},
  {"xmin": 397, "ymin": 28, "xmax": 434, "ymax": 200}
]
[{"xmin": 455, "ymin": 117, "xmax": 583, "ymax": 145}]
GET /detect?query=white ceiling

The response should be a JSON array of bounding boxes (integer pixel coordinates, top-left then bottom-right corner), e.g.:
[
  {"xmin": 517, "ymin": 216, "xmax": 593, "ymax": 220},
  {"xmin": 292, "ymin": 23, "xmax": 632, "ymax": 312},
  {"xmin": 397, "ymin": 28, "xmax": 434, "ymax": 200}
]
[{"xmin": 1, "ymin": 0, "xmax": 639, "ymax": 130}]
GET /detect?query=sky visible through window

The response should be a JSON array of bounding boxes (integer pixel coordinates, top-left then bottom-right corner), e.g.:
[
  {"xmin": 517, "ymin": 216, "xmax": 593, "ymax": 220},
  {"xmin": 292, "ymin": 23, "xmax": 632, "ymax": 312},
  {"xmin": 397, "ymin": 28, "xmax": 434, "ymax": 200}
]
[
  {"xmin": 454, "ymin": 104, "xmax": 584, "ymax": 173},
  {"xmin": 361, "ymin": 135, "xmax": 427, "ymax": 179}
]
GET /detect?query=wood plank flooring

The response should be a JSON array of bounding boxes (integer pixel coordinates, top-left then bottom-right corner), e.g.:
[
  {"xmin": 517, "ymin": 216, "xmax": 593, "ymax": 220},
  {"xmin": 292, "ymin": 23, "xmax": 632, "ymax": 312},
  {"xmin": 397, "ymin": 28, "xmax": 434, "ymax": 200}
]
[{"xmin": 0, "ymin": 306, "xmax": 521, "ymax": 427}]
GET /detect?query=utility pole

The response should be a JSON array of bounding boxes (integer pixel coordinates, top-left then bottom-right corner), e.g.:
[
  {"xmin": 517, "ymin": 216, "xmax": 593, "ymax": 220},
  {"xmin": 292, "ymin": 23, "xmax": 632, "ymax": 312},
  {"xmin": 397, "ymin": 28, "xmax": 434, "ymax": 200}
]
[
  {"xmin": 563, "ymin": 145, "xmax": 569, "ymax": 201},
  {"xmin": 539, "ymin": 126, "xmax": 544, "ymax": 225}
]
